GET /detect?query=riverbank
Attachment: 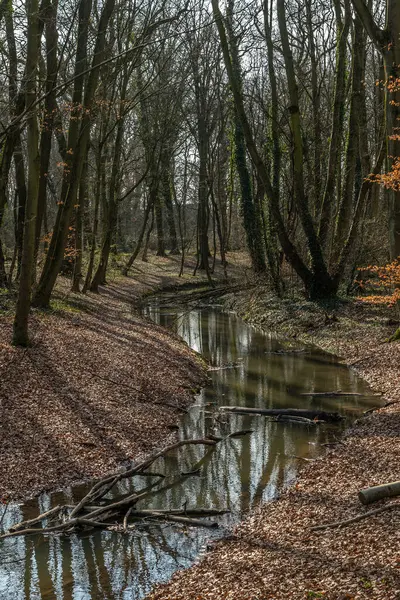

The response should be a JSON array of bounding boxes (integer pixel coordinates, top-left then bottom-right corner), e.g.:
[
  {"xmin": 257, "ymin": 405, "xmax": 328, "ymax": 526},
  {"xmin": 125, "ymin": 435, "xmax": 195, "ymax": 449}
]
[
  {"xmin": 147, "ymin": 288, "xmax": 400, "ymax": 600},
  {"xmin": 0, "ymin": 256, "xmax": 220, "ymax": 501}
]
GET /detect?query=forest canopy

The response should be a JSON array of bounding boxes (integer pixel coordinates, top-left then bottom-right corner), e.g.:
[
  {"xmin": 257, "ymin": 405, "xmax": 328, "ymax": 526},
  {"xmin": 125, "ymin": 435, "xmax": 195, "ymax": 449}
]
[{"xmin": 0, "ymin": 0, "xmax": 399, "ymax": 345}]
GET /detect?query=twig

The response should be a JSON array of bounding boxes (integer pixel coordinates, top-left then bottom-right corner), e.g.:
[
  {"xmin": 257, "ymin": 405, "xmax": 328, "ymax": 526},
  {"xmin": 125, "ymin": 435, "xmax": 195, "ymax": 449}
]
[
  {"xmin": 123, "ymin": 506, "xmax": 134, "ymax": 531},
  {"xmin": 310, "ymin": 503, "xmax": 400, "ymax": 531},
  {"xmin": 364, "ymin": 400, "xmax": 400, "ymax": 415},
  {"xmin": 9, "ymin": 505, "xmax": 61, "ymax": 532}
]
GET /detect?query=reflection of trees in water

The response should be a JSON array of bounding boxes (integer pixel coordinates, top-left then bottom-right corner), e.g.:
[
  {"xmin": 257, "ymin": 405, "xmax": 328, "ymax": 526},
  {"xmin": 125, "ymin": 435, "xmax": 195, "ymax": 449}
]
[{"xmin": 0, "ymin": 306, "xmax": 373, "ymax": 599}]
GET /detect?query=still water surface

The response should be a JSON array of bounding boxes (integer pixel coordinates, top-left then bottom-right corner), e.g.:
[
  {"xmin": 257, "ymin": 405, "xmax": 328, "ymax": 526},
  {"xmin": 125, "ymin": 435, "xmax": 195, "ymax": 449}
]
[{"xmin": 0, "ymin": 301, "xmax": 377, "ymax": 599}]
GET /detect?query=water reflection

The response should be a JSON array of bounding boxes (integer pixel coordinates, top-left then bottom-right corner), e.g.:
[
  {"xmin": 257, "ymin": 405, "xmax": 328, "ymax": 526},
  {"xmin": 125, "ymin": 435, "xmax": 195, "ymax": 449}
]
[{"xmin": 0, "ymin": 303, "xmax": 376, "ymax": 600}]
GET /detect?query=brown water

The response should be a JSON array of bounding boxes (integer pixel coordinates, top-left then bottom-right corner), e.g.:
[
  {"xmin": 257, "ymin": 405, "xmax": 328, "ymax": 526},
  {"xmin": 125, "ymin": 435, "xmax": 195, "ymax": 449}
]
[{"xmin": 0, "ymin": 300, "xmax": 378, "ymax": 600}]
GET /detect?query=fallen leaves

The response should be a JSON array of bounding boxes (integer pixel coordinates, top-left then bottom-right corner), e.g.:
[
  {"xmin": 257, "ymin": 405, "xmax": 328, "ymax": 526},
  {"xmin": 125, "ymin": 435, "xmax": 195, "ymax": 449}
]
[{"xmin": 0, "ymin": 272, "xmax": 207, "ymax": 501}]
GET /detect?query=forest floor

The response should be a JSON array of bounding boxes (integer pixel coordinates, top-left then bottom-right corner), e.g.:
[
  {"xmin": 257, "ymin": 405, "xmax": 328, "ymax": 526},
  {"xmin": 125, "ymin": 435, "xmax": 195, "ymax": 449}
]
[
  {"xmin": 0, "ymin": 254, "xmax": 237, "ymax": 501},
  {"xmin": 147, "ymin": 285, "xmax": 400, "ymax": 600}
]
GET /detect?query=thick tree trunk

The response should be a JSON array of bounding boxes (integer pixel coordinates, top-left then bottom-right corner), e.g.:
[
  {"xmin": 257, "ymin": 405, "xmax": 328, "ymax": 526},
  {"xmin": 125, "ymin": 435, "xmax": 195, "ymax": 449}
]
[
  {"xmin": 141, "ymin": 206, "xmax": 154, "ymax": 262},
  {"xmin": 359, "ymin": 481, "xmax": 400, "ymax": 505}
]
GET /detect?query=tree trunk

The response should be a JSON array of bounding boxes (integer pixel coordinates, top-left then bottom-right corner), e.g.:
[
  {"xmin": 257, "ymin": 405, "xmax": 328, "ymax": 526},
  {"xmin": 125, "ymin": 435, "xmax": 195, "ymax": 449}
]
[
  {"xmin": 13, "ymin": 0, "xmax": 40, "ymax": 346},
  {"xmin": 319, "ymin": 0, "xmax": 350, "ymax": 246},
  {"xmin": 32, "ymin": 0, "xmax": 115, "ymax": 308},
  {"xmin": 226, "ymin": 0, "xmax": 266, "ymax": 274},
  {"xmin": 123, "ymin": 194, "xmax": 154, "ymax": 274},
  {"xmin": 35, "ymin": 0, "xmax": 60, "ymax": 259},
  {"xmin": 385, "ymin": 2, "xmax": 400, "ymax": 258},
  {"xmin": 71, "ymin": 153, "xmax": 87, "ymax": 292},
  {"xmin": 161, "ymin": 151, "xmax": 179, "ymax": 254},
  {"xmin": 141, "ymin": 206, "xmax": 155, "ymax": 262},
  {"xmin": 333, "ymin": 16, "xmax": 365, "ymax": 260},
  {"xmin": 277, "ymin": 0, "xmax": 334, "ymax": 298}
]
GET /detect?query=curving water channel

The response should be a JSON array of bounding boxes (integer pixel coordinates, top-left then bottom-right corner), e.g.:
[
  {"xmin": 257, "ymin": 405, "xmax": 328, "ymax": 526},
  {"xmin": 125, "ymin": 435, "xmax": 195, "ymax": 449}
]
[{"xmin": 0, "ymin": 299, "xmax": 379, "ymax": 600}]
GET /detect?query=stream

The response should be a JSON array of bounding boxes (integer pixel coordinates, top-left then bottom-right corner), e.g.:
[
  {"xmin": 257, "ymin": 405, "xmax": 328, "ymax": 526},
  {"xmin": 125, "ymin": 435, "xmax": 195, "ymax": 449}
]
[{"xmin": 0, "ymin": 298, "xmax": 379, "ymax": 600}]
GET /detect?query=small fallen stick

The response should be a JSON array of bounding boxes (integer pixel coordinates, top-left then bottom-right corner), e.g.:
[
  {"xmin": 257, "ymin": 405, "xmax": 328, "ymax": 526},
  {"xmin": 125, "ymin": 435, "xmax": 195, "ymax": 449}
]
[
  {"xmin": 363, "ymin": 400, "xmax": 400, "ymax": 415},
  {"xmin": 9, "ymin": 505, "xmax": 61, "ymax": 533},
  {"xmin": 310, "ymin": 503, "xmax": 400, "ymax": 531},
  {"xmin": 137, "ymin": 511, "xmax": 219, "ymax": 528},
  {"xmin": 123, "ymin": 506, "xmax": 134, "ymax": 531}
]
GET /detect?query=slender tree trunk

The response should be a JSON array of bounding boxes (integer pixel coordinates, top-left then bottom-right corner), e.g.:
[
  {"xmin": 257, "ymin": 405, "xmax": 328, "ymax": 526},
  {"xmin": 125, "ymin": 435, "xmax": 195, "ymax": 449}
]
[
  {"xmin": 82, "ymin": 159, "xmax": 100, "ymax": 293},
  {"xmin": 385, "ymin": 2, "xmax": 400, "ymax": 258},
  {"xmin": 155, "ymin": 192, "xmax": 166, "ymax": 257},
  {"xmin": 142, "ymin": 206, "xmax": 154, "ymax": 262},
  {"xmin": 91, "ymin": 68, "xmax": 127, "ymax": 290},
  {"xmin": 212, "ymin": 0, "xmax": 314, "ymax": 293},
  {"xmin": 319, "ymin": 0, "xmax": 350, "ymax": 246},
  {"xmin": 13, "ymin": 0, "xmax": 40, "ymax": 345},
  {"xmin": 123, "ymin": 194, "xmax": 154, "ymax": 274},
  {"xmin": 305, "ymin": 0, "xmax": 322, "ymax": 216},
  {"xmin": 5, "ymin": 9, "xmax": 27, "ymax": 277},
  {"xmin": 71, "ymin": 153, "xmax": 87, "ymax": 291},
  {"xmin": 333, "ymin": 16, "xmax": 365, "ymax": 259},
  {"xmin": 35, "ymin": 0, "xmax": 60, "ymax": 258},
  {"xmin": 277, "ymin": 0, "xmax": 334, "ymax": 297},
  {"xmin": 227, "ymin": 0, "xmax": 266, "ymax": 274},
  {"xmin": 161, "ymin": 150, "xmax": 179, "ymax": 254},
  {"xmin": 32, "ymin": 0, "xmax": 115, "ymax": 307}
]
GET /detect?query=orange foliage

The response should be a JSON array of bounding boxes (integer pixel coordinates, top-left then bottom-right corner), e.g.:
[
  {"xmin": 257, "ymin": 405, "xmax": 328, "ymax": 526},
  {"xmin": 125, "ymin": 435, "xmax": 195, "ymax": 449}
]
[
  {"xmin": 360, "ymin": 77, "xmax": 400, "ymax": 307},
  {"xmin": 357, "ymin": 260, "xmax": 400, "ymax": 306},
  {"xmin": 369, "ymin": 158, "xmax": 400, "ymax": 191}
]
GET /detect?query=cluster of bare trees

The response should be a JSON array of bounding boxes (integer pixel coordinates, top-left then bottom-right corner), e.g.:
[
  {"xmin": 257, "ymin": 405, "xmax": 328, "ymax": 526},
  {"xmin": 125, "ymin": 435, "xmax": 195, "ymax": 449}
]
[{"xmin": 0, "ymin": 0, "xmax": 398, "ymax": 344}]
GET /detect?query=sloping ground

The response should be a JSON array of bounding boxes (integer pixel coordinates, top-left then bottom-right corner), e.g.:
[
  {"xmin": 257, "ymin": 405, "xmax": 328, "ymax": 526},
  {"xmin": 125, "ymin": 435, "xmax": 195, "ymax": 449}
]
[
  {"xmin": 147, "ymin": 293, "xmax": 400, "ymax": 600},
  {"xmin": 0, "ymin": 258, "xmax": 210, "ymax": 501}
]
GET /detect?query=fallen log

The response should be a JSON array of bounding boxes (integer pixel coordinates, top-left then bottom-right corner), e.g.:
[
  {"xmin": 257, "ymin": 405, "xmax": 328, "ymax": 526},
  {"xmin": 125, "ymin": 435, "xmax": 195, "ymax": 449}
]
[
  {"xmin": 358, "ymin": 481, "xmax": 400, "ymax": 505},
  {"xmin": 299, "ymin": 390, "xmax": 378, "ymax": 398},
  {"xmin": 275, "ymin": 415, "xmax": 318, "ymax": 426},
  {"xmin": 220, "ymin": 407, "xmax": 342, "ymax": 422},
  {"xmin": 141, "ymin": 512, "xmax": 219, "ymax": 528}
]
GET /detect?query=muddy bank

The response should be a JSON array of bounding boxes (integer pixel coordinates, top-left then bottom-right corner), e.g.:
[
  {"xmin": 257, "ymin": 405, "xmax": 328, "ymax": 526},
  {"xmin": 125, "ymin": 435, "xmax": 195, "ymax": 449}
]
[
  {"xmin": 0, "ymin": 258, "xmax": 212, "ymax": 501},
  {"xmin": 146, "ymin": 289, "xmax": 400, "ymax": 600}
]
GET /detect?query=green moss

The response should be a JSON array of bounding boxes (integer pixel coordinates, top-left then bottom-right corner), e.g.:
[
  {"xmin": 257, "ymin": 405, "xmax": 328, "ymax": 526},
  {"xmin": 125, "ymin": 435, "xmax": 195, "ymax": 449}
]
[
  {"xmin": 388, "ymin": 327, "xmax": 400, "ymax": 342},
  {"xmin": 45, "ymin": 299, "xmax": 81, "ymax": 315}
]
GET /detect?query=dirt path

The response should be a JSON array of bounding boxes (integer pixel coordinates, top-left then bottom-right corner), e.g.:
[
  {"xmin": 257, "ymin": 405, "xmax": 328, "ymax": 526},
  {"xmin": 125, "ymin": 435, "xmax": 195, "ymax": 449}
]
[
  {"xmin": 0, "ymin": 257, "xmax": 219, "ymax": 501},
  {"xmin": 147, "ymin": 291, "xmax": 400, "ymax": 600}
]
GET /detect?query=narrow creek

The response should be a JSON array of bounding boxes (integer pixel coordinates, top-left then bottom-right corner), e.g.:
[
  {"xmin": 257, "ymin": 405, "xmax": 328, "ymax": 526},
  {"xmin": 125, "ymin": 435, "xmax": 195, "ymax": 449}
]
[{"xmin": 0, "ymin": 297, "xmax": 379, "ymax": 600}]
